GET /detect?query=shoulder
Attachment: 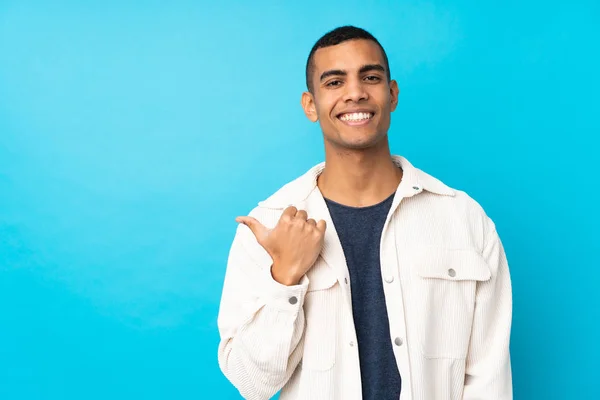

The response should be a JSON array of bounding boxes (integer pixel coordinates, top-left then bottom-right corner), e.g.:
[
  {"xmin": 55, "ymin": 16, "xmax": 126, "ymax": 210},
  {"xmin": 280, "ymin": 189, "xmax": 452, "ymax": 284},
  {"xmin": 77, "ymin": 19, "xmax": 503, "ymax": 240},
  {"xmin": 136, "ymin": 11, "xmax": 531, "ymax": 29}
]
[
  {"xmin": 416, "ymin": 168, "xmax": 496, "ymax": 250},
  {"xmin": 418, "ymin": 166, "xmax": 488, "ymax": 217}
]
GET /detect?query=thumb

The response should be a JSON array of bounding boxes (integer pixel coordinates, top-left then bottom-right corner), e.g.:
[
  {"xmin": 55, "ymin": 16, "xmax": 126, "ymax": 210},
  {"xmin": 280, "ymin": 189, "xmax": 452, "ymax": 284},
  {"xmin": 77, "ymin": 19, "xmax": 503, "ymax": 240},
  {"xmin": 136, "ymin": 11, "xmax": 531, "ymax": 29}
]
[{"xmin": 236, "ymin": 216, "xmax": 269, "ymax": 242}]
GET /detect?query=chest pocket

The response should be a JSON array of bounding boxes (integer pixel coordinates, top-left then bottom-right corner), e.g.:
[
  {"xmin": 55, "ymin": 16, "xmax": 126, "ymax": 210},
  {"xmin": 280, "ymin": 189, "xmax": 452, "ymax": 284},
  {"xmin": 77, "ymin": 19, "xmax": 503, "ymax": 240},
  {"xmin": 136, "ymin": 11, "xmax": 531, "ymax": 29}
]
[
  {"xmin": 301, "ymin": 257, "xmax": 339, "ymax": 371},
  {"xmin": 411, "ymin": 247, "xmax": 491, "ymax": 359}
]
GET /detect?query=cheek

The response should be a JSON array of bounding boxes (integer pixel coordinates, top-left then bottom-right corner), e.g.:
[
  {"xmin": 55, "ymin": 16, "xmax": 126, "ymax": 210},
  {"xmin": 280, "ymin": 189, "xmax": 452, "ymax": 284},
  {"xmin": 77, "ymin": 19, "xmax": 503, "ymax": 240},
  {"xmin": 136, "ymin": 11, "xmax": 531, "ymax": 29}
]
[
  {"xmin": 377, "ymin": 95, "xmax": 394, "ymax": 121},
  {"xmin": 314, "ymin": 95, "xmax": 337, "ymax": 119},
  {"xmin": 378, "ymin": 112, "xmax": 392, "ymax": 126}
]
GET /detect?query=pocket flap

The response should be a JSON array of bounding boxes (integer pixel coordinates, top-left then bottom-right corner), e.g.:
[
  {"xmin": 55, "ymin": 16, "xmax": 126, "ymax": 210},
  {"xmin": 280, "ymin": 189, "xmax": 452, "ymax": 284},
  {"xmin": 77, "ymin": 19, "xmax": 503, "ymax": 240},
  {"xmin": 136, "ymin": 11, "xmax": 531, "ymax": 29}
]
[
  {"xmin": 306, "ymin": 256, "xmax": 338, "ymax": 291},
  {"xmin": 413, "ymin": 247, "xmax": 491, "ymax": 281}
]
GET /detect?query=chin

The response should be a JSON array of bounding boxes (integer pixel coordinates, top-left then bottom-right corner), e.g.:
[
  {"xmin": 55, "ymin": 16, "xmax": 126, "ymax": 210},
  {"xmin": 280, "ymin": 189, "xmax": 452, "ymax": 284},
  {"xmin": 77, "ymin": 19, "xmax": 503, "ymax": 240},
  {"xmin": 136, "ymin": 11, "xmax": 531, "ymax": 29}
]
[
  {"xmin": 340, "ymin": 132, "xmax": 385, "ymax": 149},
  {"xmin": 337, "ymin": 138, "xmax": 381, "ymax": 150},
  {"xmin": 323, "ymin": 126, "xmax": 386, "ymax": 150}
]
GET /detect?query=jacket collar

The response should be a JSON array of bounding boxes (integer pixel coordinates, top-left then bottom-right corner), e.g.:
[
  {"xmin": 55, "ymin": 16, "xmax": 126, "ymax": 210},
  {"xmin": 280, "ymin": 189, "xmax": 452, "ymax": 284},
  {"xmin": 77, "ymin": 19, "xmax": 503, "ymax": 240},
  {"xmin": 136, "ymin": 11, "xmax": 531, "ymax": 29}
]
[{"xmin": 258, "ymin": 155, "xmax": 455, "ymax": 209}]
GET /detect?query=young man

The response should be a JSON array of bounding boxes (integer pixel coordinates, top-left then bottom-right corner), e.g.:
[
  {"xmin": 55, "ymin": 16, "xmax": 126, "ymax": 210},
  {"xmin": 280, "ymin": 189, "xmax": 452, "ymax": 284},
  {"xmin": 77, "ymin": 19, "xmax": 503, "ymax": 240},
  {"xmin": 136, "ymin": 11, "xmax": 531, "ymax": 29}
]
[{"xmin": 217, "ymin": 26, "xmax": 512, "ymax": 400}]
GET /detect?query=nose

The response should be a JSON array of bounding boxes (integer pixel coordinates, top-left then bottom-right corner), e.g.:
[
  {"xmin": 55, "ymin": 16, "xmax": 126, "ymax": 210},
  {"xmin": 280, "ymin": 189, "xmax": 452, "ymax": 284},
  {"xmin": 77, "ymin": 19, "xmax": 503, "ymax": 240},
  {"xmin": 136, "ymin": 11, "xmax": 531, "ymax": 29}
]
[{"xmin": 342, "ymin": 78, "xmax": 368, "ymax": 103}]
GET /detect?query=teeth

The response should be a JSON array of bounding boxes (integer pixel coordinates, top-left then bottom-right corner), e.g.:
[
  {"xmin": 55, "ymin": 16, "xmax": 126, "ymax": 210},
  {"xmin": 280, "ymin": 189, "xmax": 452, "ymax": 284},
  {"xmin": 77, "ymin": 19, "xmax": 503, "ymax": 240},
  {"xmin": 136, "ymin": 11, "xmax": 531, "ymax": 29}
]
[{"xmin": 340, "ymin": 112, "xmax": 372, "ymax": 121}]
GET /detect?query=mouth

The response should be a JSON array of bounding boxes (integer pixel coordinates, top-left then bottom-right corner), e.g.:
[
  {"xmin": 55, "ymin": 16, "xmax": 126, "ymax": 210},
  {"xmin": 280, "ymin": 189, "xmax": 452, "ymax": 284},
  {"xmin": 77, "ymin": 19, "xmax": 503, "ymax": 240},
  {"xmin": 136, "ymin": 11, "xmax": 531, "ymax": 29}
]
[{"xmin": 337, "ymin": 111, "xmax": 375, "ymax": 126}]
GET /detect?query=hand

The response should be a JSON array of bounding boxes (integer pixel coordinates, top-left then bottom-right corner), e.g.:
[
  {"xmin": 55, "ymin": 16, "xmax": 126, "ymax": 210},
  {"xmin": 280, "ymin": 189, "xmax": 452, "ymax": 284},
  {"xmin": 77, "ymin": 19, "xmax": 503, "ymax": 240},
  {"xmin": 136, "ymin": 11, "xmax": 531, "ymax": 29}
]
[{"xmin": 236, "ymin": 206, "xmax": 327, "ymax": 286}]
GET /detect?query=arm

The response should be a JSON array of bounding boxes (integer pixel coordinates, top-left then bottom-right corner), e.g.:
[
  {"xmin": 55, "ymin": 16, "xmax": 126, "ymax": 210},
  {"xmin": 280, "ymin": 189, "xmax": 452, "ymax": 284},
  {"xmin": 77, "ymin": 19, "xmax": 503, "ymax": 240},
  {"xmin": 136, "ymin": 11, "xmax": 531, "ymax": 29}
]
[
  {"xmin": 217, "ymin": 222, "xmax": 308, "ymax": 400},
  {"xmin": 463, "ymin": 219, "xmax": 513, "ymax": 399}
]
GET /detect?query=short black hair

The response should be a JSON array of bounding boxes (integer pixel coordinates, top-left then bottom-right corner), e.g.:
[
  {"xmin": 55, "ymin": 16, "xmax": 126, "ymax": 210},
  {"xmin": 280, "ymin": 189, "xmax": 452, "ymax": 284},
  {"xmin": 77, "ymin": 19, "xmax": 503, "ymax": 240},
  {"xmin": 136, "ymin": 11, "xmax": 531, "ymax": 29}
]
[{"xmin": 305, "ymin": 25, "xmax": 391, "ymax": 93}]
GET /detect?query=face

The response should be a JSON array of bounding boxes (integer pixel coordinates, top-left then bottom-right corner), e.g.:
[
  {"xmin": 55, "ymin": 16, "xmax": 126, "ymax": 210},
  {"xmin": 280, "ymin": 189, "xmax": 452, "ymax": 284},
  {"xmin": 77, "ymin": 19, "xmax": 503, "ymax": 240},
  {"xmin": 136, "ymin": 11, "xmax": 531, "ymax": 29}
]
[{"xmin": 301, "ymin": 39, "xmax": 399, "ymax": 150}]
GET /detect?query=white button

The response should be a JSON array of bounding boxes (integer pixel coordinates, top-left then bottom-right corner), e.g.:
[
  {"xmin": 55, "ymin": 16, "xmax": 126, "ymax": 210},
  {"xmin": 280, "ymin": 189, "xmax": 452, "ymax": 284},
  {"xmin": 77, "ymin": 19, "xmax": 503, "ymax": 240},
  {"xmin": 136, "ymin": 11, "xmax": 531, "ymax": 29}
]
[
  {"xmin": 384, "ymin": 275, "xmax": 394, "ymax": 283},
  {"xmin": 394, "ymin": 337, "xmax": 403, "ymax": 346}
]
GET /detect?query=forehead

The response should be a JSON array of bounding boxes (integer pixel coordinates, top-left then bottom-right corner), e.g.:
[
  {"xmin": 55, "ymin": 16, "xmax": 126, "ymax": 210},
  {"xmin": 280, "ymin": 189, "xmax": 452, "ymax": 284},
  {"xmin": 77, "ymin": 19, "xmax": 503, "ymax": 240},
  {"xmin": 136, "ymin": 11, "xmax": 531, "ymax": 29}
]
[{"xmin": 312, "ymin": 39, "xmax": 386, "ymax": 74}]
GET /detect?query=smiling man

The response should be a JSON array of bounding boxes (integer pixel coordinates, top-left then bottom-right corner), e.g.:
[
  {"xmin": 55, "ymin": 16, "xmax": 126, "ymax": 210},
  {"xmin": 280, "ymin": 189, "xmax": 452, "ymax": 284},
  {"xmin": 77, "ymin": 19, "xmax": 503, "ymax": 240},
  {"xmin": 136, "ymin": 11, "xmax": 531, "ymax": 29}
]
[{"xmin": 217, "ymin": 26, "xmax": 513, "ymax": 400}]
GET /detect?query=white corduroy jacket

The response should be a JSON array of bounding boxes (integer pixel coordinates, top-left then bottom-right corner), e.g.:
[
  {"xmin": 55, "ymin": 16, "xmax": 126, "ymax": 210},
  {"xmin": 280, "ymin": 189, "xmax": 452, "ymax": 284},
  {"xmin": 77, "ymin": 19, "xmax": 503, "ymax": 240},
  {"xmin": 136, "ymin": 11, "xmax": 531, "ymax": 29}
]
[{"xmin": 217, "ymin": 155, "xmax": 513, "ymax": 400}]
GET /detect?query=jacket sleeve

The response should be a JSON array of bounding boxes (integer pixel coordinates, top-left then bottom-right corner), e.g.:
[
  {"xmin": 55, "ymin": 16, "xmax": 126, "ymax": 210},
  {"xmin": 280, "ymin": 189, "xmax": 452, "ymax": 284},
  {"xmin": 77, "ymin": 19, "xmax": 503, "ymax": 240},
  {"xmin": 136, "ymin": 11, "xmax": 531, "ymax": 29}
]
[
  {"xmin": 217, "ymin": 220, "xmax": 308, "ymax": 400},
  {"xmin": 463, "ymin": 218, "xmax": 513, "ymax": 399}
]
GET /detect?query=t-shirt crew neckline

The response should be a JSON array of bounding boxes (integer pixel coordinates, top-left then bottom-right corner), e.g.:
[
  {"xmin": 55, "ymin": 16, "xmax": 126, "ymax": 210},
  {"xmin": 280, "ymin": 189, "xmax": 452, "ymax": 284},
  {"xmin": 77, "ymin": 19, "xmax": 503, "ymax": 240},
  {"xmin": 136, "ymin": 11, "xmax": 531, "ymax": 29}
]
[{"xmin": 323, "ymin": 191, "xmax": 396, "ymax": 210}]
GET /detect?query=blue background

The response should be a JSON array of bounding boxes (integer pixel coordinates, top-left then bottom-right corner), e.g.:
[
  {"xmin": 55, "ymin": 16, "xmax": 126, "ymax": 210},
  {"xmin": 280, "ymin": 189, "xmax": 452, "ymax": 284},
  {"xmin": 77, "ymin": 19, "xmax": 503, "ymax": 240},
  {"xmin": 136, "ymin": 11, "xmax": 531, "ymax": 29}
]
[{"xmin": 1, "ymin": 1, "xmax": 598, "ymax": 399}]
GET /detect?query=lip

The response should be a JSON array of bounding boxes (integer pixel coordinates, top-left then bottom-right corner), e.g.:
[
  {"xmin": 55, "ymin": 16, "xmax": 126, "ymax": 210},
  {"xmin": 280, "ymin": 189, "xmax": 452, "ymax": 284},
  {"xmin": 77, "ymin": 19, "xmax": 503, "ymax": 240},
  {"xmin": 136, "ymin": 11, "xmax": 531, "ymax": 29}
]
[{"xmin": 336, "ymin": 109, "xmax": 376, "ymax": 126}]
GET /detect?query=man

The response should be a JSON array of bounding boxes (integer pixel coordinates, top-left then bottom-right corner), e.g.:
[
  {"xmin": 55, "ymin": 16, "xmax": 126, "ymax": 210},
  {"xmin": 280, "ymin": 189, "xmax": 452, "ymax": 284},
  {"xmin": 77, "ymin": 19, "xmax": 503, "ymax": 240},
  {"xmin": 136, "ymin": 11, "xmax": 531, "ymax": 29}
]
[{"xmin": 217, "ymin": 26, "xmax": 512, "ymax": 400}]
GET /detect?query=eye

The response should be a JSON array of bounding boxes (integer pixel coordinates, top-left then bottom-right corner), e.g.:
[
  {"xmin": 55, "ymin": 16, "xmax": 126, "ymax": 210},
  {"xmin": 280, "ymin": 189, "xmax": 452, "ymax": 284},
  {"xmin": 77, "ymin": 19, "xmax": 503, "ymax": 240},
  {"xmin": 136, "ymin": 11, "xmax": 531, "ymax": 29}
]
[
  {"xmin": 326, "ymin": 79, "xmax": 342, "ymax": 87},
  {"xmin": 364, "ymin": 75, "xmax": 381, "ymax": 82}
]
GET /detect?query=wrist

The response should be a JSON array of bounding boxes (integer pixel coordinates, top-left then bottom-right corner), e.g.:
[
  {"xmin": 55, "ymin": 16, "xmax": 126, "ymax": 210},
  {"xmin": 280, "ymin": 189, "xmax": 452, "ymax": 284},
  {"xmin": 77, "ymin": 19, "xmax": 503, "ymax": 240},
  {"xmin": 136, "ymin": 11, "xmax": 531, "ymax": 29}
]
[{"xmin": 271, "ymin": 262, "xmax": 301, "ymax": 286}]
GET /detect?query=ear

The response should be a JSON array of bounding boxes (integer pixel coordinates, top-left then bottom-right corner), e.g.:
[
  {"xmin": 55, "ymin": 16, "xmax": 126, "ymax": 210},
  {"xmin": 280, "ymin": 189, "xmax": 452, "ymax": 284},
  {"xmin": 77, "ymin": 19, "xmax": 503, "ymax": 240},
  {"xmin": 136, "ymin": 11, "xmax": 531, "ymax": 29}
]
[
  {"xmin": 301, "ymin": 91, "xmax": 319, "ymax": 122},
  {"xmin": 389, "ymin": 80, "xmax": 400, "ymax": 112}
]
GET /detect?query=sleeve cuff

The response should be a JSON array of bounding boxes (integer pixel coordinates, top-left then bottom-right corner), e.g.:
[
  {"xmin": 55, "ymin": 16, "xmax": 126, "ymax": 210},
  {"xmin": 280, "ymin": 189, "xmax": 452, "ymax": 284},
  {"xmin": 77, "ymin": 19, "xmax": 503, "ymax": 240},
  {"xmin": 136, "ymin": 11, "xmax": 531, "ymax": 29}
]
[{"xmin": 260, "ymin": 265, "xmax": 309, "ymax": 313}]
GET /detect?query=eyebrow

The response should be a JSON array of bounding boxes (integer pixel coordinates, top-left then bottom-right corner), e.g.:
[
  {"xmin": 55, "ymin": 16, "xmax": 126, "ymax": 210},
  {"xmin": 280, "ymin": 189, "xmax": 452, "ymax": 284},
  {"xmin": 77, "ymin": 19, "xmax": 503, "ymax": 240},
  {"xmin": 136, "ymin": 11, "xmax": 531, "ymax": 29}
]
[{"xmin": 319, "ymin": 64, "xmax": 386, "ymax": 82}]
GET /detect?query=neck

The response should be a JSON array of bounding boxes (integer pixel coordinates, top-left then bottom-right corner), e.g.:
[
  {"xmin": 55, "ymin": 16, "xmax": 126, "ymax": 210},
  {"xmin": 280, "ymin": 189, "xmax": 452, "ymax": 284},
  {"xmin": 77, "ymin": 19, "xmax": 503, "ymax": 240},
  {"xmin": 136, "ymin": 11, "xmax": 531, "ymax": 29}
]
[{"xmin": 317, "ymin": 140, "xmax": 403, "ymax": 207}]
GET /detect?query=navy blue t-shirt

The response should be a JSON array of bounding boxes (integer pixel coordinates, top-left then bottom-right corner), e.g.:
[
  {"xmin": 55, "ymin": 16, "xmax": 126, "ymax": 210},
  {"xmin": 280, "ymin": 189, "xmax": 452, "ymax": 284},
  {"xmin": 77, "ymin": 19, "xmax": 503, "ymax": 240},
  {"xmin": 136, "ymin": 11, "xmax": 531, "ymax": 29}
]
[{"xmin": 324, "ymin": 192, "xmax": 401, "ymax": 400}]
